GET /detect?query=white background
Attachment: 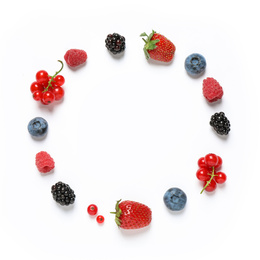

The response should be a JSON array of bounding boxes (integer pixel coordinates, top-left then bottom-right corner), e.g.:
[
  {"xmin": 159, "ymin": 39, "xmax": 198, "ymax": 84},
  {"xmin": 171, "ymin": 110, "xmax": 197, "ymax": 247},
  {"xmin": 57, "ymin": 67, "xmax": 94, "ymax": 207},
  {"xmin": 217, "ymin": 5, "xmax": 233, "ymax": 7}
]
[{"xmin": 1, "ymin": 1, "xmax": 259, "ymax": 259}]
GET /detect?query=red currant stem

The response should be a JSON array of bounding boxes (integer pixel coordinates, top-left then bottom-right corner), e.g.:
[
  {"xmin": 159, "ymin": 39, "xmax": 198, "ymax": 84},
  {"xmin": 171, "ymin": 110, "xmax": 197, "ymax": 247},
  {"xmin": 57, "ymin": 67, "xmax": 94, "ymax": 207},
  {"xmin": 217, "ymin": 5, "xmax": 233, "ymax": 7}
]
[
  {"xmin": 42, "ymin": 60, "xmax": 64, "ymax": 92},
  {"xmin": 200, "ymin": 167, "xmax": 218, "ymax": 194}
]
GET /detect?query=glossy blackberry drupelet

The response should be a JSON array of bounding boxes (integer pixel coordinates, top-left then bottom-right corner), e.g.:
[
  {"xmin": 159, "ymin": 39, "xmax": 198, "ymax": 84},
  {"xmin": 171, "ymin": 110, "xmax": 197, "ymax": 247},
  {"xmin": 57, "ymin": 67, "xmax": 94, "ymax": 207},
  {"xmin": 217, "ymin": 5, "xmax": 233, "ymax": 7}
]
[
  {"xmin": 210, "ymin": 112, "xmax": 231, "ymax": 135},
  {"xmin": 185, "ymin": 53, "xmax": 206, "ymax": 76},
  {"xmin": 163, "ymin": 187, "xmax": 187, "ymax": 211},
  {"xmin": 105, "ymin": 33, "xmax": 126, "ymax": 54},
  {"xmin": 28, "ymin": 117, "xmax": 48, "ymax": 137},
  {"xmin": 51, "ymin": 182, "xmax": 76, "ymax": 206}
]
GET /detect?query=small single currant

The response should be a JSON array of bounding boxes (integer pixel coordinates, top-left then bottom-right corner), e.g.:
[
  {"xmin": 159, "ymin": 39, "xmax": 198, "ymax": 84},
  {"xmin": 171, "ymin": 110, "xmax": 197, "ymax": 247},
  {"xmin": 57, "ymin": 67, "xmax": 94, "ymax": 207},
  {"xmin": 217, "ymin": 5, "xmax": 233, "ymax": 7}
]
[
  {"xmin": 196, "ymin": 153, "xmax": 227, "ymax": 194},
  {"xmin": 96, "ymin": 215, "xmax": 105, "ymax": 224},
  {"xmin": 30, "ymin": 60, "xmax": 65, "ymax": 105},
  {"xmin": 87, "ymin": 204, "xmax": 98, "ymax": 216}
]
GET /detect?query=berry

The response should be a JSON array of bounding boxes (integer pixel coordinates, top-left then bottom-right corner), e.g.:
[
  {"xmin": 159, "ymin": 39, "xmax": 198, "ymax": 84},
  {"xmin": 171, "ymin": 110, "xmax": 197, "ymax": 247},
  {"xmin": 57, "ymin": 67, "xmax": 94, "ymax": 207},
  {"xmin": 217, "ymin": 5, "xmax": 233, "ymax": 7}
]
[
  {"xmin": 210, "ymin": 112, "xmax": 231, "ymax": 135},
  {"xmin": 214, "ymin": 172, "xmax": 227, "ymax": 184},
  {"xmin": 96, "ymin": 215, "xmax": 105, "ymax": 224},
  {"xmin": 215, "ymin": 156, "xmax": 223, "ymax": 170},
  {"xmin": 53, "ymin": 75, "xmax": 65, "ymax": 87},
  {"xmin": 42, "ymin": 91, "xmax": 55, "ymax": 104},
  {"xmin": 203, "ymin": 179, "xmax": 217, "ymax": 192},
  {"xmin": 140, "ymin": 30, "xmax": 176, "ymax": 62},
  {"xmin": 36, "ymin": 70, "xmax": 49, "ymax": 84},
  {"xmin": 64, "ymin": 49, "xmax": 87, "ymax": 67},
  {"xmin": 87, "ymin": 204, "xmax": 98, "ymax": 215},
  {"xmin": 35, "ymin": 151, "xmax": 55, "ymax": 173},
  {"xmin": 111, "ymin": 200, "xmax": 152, "ymax": 229},
  {"xmin": 204, "ymin": 153, "xmax": 219, "ymax": 167},
  {"xmin": 32, "ymin": 90, "xmax": 43, "ymax": 101},
  {"xmin": 52, "ymin": 86, "xmax": 64, "ymax": 101},
  {"xmin": 51, "ymin": 181, "xmax": 76, "ymax": 206},
  {"xmin": 196, "ymin": 168, "xmax": 211, "ymax": 181},
  {"xmin": 28, "ymin": 117, "xmax": 48, "ymax": 137},
  {"xmin": 30, "ymin": 81, "xmax": 44, "ymax": 93},
  {"xmin": 105, "ymin": 33, "xmax": 126, "ymax": 55},
  {"xmin": 163, "ymin": 187, "xmax": 187, "ymax": 211},
  {"xmin": 203, "ymin": 77, "xmax": 223, "ymax": 103},
  {"xmin": 185, "ymin": 53, "xmax": 206, "ymax": 76}
]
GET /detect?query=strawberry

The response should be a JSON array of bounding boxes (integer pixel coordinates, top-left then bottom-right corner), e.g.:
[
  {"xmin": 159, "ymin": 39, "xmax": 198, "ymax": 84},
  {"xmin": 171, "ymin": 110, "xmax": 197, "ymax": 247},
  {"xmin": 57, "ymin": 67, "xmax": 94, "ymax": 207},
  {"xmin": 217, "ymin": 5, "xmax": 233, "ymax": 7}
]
[
  {"xmin": 140, "ymin": 30, "xmax": 176, "ymax": 62},
  {"xmin": 111, "ymin": 199, "xmax": 152, "ymax": 229}
]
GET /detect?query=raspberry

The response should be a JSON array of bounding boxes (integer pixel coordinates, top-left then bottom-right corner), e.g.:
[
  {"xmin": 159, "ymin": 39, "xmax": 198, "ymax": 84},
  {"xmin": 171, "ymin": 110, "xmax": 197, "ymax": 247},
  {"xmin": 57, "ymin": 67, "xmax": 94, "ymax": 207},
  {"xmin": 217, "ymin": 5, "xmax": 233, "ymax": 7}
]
[
  {"xmin": 202, "ymin": 77, "xmax": 223, "ymax": 103},
  {"xmin": 35, "ymin": 151, "xmax": 55, "ymax": 173},
  {"xmin": 64, "ymin": 49, "xmax": 87, "ymax": 67}
]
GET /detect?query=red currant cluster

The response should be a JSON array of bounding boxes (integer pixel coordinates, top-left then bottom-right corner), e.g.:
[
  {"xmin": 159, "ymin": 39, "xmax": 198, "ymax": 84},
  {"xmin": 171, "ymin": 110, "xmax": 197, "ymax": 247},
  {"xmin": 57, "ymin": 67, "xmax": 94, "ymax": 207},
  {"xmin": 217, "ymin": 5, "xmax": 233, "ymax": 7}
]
[
  {"xmin": 30, "ymin": 60, "xmax": 65, "ymax": 105},
  {"xmin": 196, "ymin": 153, "xmax": 227, "ymax": 193},
  {"xmin": 87, "ymin": 204, "xmax": 105, "ymax": 224}
]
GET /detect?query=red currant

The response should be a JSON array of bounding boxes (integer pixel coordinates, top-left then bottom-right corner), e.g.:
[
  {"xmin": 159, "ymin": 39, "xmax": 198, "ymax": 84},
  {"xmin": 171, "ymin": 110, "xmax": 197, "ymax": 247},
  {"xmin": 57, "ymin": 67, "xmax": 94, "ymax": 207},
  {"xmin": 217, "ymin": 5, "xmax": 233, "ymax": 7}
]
[
  {"xmin": 204, "ymin": 179, "xmax": 217, "ymax": 192},
  {"xmin": 53, "ymin": 75, "xmax": 65, "ymax": 86},
  {"xmin": 87, "ymin": 204, "xmax": 98, "ymax": 215},
  {"xmin": 196, "ymin": 168, "xmax": 211, "ymax": 181},
  {"xmin": 40, "ymin": 98, "xmax": 49, "ymax": 105},
  {"xmin": 96, "ymin": 215, "xmax": 105, "ymax": 224},
  {"xmin": 36, "ymin": 70, "xmax": 49, "ymax": 84},
  {"xmin": 30, "ymin": 81, "xmax": 44, "ymax": 93},
  {"xmin": 204, "ymin": 153, "xmax": 218, "ymax": 167},
  {"xmin": 32, "ymin": 90, "xmax": 43, "ymax": 101},
  {"xmin": 42, "ymin": 91, "xmax": 55, "ymax": 104},
  {"xmin": 215, "ymin": 156, "xmax": 223, "ymax": 170},
  {"xmin": 198, "ymin": 157, "xmax": 208, "ymax": 169},
  {"xmin": 52, "ymin": 86, "xmax": 64, "ymax": 101},
  {"xmin": 214, "ymin": 172, "xmax": 227, "ymax": 184}
]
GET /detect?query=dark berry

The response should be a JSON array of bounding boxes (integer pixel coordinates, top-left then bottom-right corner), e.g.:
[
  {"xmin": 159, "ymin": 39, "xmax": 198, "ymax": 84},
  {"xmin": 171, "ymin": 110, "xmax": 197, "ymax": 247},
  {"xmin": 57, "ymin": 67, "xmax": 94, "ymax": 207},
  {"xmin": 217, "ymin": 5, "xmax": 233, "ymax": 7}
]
[
  {"xmin": 185, "ymin": 53, "xmax": 206, "ymax": 76},
  {"xmin": 163, "ymin": 187, "xmax": 187, "ymax": 211},
  {"xmin": 210, "ymin": 112, "xmax": 230, "ymax": 135},
  {"xmin": 105, "ymin": 33, "xmax": 126, "ymax": 54},
  {"xmin": 28, "ymin": 117, "xmax": 48, "ymax": 137},
  {"xmin": 51, "ymin": 182, "xmax": 76, "ymax": 206}
]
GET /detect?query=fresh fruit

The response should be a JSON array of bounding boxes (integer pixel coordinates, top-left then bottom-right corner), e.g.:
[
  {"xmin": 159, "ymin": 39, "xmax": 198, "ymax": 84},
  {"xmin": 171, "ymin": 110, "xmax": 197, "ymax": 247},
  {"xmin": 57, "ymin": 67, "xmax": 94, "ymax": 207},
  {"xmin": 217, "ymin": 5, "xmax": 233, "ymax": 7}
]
[
  {"xmin": 196, "ymin": 153, "xmax": 226, "ymax": 194},
  {"xmin": 96, "ymin": 215, "xmax": 105, "ymax": 224},
  {"xmin": 214, "ymin": 172, "xmax": 227, "ymax": 184},
  {"xmin": 185, "ymin": 53, "xmax": 206, "ymax": 76},
  {"xmin": 31, "ymin": 60, "xmax": 65, "ymax": 105},
  {"xmin": 28, "ymin": 117, "xmax": 48, "ymax": 137},
  {"xmin": 111, "ymin": 199, "xmax": 152, "ymax": 229},
  {"xmin": 163, "ymin": 187, "xmax": 187, "ymax": 211},
  {"xmin": 87, "ymin": 204, "xmax": 98, "ymax": 215},
  {"xmin": 51, "ymin": 181, "xmax": 76, "ymax": 206},
  {"xmin": 35, "ymin": 151, "xmax": 55, "ymax": 173},
  {"xmin": 140, "ymin": 30, "xmax": 176, "ymax": 62},
  {"xmin": 64, "ymin": 49, "xmax": 87, "ymax": 67},
  {"xmin": 202, "ymin": 77, "xmax": 223, "ymax": 103},
  {"xmin": 210, "ymin": 112, "xmax": 231, "ymax": 135},
  {"xmin": 105, "ymin": 33, "xmax": 126, "ymax": 54}
]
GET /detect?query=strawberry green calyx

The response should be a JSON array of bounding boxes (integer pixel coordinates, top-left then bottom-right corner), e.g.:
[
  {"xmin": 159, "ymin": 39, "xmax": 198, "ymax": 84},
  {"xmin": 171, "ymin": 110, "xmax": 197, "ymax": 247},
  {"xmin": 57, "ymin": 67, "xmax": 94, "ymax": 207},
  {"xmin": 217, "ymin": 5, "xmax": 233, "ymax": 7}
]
[
  {"xmin": 140, "ymin": 30, "xmax": 160, "ymax": 60},
  {"xmin": 110, "ymin": 199, "xmax": 122, "ymax": 227}
]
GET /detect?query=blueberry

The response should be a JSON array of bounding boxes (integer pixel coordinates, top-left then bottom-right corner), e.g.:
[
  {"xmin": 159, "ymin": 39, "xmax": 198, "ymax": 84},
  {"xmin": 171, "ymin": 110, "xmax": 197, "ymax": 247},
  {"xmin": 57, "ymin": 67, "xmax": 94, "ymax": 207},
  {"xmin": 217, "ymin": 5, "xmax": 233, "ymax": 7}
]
[
  {"xmin": 28, "ymin": 117, "xmax": 48, "ymax": 137},
  {"xmin": 185, "ymin": 53, "xmax": 206, "ymax": 76},
  {"xmin": 163, "ymin": 187, "xmax": 187, "ymax": 211}
]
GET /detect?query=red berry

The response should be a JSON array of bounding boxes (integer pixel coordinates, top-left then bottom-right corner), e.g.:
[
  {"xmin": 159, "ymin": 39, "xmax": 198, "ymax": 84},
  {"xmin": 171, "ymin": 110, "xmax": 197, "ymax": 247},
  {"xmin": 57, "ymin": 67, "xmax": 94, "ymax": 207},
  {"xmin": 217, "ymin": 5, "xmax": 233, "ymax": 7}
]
[
  {"xmin": 204, "ymin": 153, "xmax": 219, "ymax": 167},
  {"xmin": 96, "ymin": 215, "xmax": 105, "ymax": 224},
  {"xmin": 202, "ymin": 77, "xmax": 223, "ymax": 103},
  {"xmin": 30, "ymin": 81, "xmax": 44, "ymax": 93},
  {"xmin": 214, "ymin": 172, "xmax": 227, "ymax": 184},
  {"xmin": 87, "ymin": 204, "xmax": 98, "ymax": 215},
  {"xmin": 42, "ymin": 91, "xmax": 55, "ymax": 104},
  {"xmin": 196, "ymin": 168, "xmax": 211, "ymax": 181},
  {"xmin": 53, "ymin": 75, "xmax": 65, "ymax": 87},
  {"xmin": 52, "ymin": 86, "xmax": 64, "ymax": 101},
  {"xmin": 64, "ymin": 49, "xmax": 87, "ymax": 67},
  {"xmin": 32, "ymin": 90, "xmax": 43, "ymax": 101},
  {"xmin": 36, "ymin": 70, "xmax": 49, "ymax": 84},
  {"xmin": 35, "ymin": 151, "xmax": 55, "ymax": 173},
  {"xmin": 204, "ymin": 179, "xmax": 217, "ymax": 192},
  {"xmin": 215, "ymin": 156, "xmax": 223, "ymax": 170},
  {"xmin": 198, "ymin": 157, "xmax": 207, "ymax": 168}
]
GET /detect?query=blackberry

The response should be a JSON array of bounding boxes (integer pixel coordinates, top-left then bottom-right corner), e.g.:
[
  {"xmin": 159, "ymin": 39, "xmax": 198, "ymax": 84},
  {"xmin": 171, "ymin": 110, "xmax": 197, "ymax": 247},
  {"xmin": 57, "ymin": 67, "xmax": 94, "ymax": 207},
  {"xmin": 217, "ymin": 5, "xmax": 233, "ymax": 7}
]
[
  {"xmin": 51, "ymin": 181, "xmax": 76, "ymax": 206},
  {"xmin": 105, "ymin": 33, "xmax": 126, "ymax": 54},
  {"xmin": 210, "ymin": 112, "xmax": 231, "ymax": 135}
]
